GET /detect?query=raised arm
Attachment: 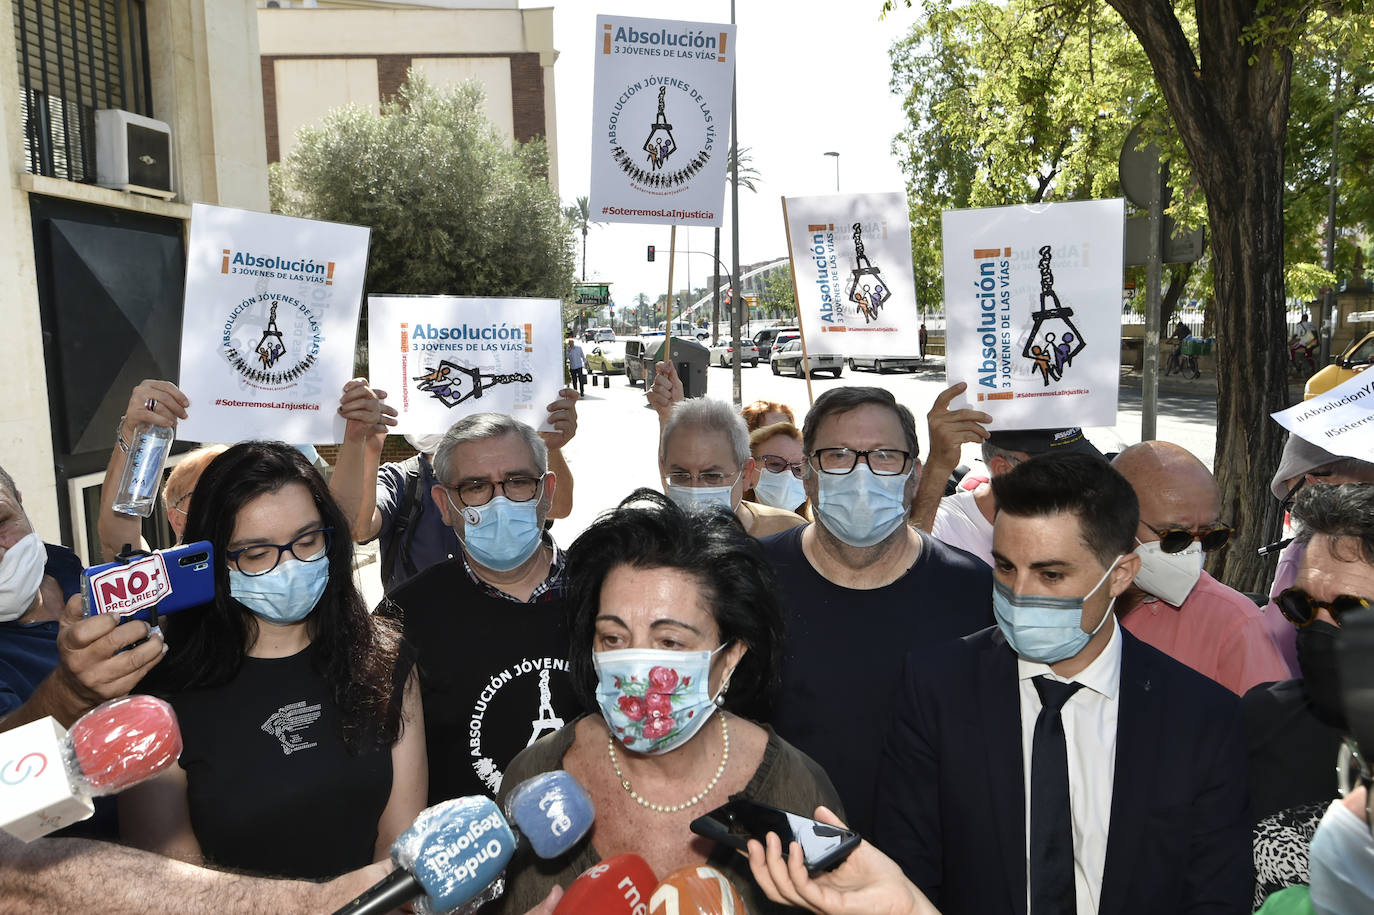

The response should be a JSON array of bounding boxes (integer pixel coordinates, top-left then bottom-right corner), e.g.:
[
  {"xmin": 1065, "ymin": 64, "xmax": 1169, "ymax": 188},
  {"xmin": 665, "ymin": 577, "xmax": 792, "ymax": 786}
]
[
  {"xmin": 909, "ymin": 383, "xmax": 990, "ymax": 532},
  {"xmin": 96, "ymin": 380, "xmax": 189, "ymax": 562},
  {"xmin": 540, "ymin": 387, "xmax": 580, "ymax": 521},
  {"xmin": 329, "ymin": 378, "xmax": 397, "ymax": 543}
]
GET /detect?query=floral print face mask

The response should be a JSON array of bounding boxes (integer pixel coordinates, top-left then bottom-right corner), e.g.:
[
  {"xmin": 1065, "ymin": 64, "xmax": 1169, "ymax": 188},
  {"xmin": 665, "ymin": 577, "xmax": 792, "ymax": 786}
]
[{"xmin": 593, "ymin": 645, "xmax": 731, "ymax": 756}]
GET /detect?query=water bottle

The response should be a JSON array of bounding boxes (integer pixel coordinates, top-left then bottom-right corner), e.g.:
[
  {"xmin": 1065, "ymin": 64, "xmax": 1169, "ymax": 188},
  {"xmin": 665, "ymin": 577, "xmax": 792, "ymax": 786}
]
[{"xmin": 112, "ymin": 423, "xmax": 174, "ymax": 517}]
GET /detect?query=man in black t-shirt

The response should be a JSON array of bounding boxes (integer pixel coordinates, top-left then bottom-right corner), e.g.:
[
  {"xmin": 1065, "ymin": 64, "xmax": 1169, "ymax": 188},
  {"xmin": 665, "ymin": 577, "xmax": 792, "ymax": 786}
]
[
  {"xmin": 759, "ymin": 387, "xmax": 993, "ymax": 838},
  {"xmin": 377, "ymin": 414, "xmax": 579, "ymax": 805}
]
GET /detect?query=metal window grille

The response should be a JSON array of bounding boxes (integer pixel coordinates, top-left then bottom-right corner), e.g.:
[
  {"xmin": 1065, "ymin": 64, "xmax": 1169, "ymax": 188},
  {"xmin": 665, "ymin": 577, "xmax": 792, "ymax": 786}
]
[{"xmin": 12, "ymin": 0, "xmax": 152, "ymax": 182}]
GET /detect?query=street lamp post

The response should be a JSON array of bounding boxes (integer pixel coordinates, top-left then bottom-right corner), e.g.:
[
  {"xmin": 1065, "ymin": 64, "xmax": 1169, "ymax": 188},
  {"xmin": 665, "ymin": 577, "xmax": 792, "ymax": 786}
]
[{"xmin": 824, "ymin": 151, "xmax": 840, "ymax": 192}]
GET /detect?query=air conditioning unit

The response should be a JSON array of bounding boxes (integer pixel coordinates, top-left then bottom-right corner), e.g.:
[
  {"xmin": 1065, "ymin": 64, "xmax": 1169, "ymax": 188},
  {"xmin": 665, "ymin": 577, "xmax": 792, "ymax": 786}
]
[{"xmin": 95, "ymin": 109, "xmax": 175, "ymax": 199}]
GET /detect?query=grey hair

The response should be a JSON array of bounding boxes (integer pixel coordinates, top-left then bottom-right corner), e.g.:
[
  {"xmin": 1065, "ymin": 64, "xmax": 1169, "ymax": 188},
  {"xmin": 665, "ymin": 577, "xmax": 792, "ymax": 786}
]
[
  {"xmin": 981, "ymin": 441, "xmax": 1025, "ymax": 468},
  {"xmin": 432, "ymin": 413, "xmax": 549, "ymax": 484},
  {"xmin": 1292, "ymin": 482, "xmax": 1374, "ymax": 565},
  {"xmin": 660, "ymin": 398, "xmax": 751, "ymax": 466},
  {"xmin": 0, "ymin": 465, "xmax": 16, "ymax": 500}
]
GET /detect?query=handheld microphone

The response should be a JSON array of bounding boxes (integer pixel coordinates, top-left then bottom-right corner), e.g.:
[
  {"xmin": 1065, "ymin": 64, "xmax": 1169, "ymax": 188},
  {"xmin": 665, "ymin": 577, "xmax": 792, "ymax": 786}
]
[
  {"xmin": 1, "ymin": 695, "xmax": 182, "ymax": 841},
  {"xmin": 650, "ymin": 865, "xmax": 750, "ymax": 915},
  {"xmin": 552, "ymin": 853, "xmax": 658, "ymax": 915},
  {"xmin": 333, "ymin": 795, "xmax": 517, "ymax": 915},
  {"xmin": 504, "ymin": 770, "xmax": 595, "ymax": 858}
]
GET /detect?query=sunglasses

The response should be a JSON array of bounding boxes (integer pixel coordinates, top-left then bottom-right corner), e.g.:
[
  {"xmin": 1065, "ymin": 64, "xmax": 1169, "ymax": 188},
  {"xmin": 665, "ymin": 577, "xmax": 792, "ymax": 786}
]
[
  {"xmin": 1276, "ymin": 586, "xmax": 1371, "ymax": 627},
  {"xmin": 1140, "ymin": 521, "xmax": 1234, "ymax": 554}
]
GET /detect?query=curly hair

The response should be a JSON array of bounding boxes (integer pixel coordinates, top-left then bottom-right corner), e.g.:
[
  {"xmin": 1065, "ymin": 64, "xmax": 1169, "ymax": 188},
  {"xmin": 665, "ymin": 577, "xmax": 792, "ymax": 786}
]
[
  {"xmin": 146, "ymin": 441, "xmax": 406, "ymax": 750},
  {"xmin": 564, "ymin": 489, "xmax": 784, "ymax": 717}
]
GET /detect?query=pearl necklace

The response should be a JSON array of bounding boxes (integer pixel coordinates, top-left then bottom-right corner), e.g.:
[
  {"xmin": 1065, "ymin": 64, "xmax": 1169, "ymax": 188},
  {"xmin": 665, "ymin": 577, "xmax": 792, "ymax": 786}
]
[{"xmin": 607, "ymin": 714, "xmax": 729, "ymax": 814}]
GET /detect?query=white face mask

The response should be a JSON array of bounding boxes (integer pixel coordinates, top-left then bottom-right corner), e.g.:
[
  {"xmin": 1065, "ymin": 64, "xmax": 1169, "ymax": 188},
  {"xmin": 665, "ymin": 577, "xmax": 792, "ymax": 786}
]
[
  {"xmin": 404, "ymin": 432, "xmax": 445, "ymax": 455},
  {"xmin": 753, "ymin": 468, "xmax": 806, "ymax": 512},
  {"xmin": 1132, "ymin": 538, "xmax": 1203, "ymax": 606},
  {"xmin": 1310, "ymin": 798, "xmax": 1374, "ymax": 915},
  {"xmin": 0, "ymin": 532, "xmax": 46, "ymax": 623}
]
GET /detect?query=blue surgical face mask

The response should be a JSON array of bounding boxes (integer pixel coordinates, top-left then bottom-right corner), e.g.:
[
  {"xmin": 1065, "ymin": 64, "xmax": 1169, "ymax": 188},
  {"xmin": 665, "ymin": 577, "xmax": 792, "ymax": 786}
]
[
  {"xmin": 664, "ymin": 478, "xmax": 739, "ymax": 513},
  {"xmin": 593, "ymin": 645, "xmax": 733, "ymax": 755},
  {"xmin": 753, "ymin": 468, "xmax": 806, "ymax": 512},
  {"xmin": 229, "ymin": 554, "xmax": 330, "ymax": 625},
  {"xmin": 449, "ymin": 492, "xmax": 543, "ymax": 573},
  {"xmin": 993, "ymin": 555, "xmax": 1122, "ymax": 664},
  {"xmin": 1310, "ymin": 797, "xmax": 1374, "ymax": 915},
  {"xmin": 814, "ymin": 464, "xmax": 911, "ymax": 548}
]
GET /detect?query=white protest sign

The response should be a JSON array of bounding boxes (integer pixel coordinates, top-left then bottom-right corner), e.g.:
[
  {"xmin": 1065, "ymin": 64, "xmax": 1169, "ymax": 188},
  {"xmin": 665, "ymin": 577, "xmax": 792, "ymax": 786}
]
[
  {"xmin": 177, "ymin": 204, "xmax": 369, "ymax": 444},
  {"xmin": 589, "ymin": 14, "xmax": 736, "ymax": 227},
  {"xmin": 1272, "ymin": 369, "xmax": 1374, "ymax": 461},
  {"xmin": 367, "ymin": 296, "xmax": 563, "ymax": 435},
  {"xmin": 783, "ymin": 192, "xmax": 922, "ymax": 356},
  {"xmin": 941, "ymin": 199, "xmax": 1124, "ymax": 429}
]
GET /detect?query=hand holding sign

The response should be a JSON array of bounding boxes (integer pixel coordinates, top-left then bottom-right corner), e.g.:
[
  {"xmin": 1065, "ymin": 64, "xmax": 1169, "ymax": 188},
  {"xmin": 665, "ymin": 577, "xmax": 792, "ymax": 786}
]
[{"xmin": 50, "ymin": 594, "xmax": 164, "ymax": 726}]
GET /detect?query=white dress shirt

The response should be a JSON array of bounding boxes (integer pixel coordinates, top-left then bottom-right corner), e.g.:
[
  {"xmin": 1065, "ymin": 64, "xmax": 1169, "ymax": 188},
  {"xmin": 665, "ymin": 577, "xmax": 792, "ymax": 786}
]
[{"xmin": 1017, "ymin": 617, "xmax": 1123, "ymax": 915}]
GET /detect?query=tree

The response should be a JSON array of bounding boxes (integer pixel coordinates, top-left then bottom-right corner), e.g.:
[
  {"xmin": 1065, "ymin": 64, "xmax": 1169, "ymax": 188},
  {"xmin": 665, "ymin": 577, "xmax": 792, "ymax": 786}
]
[
  {"xmin": 887, "ymin": 0, "xmax": 1368, "ymax": 589},
  {"xmin": 715, "ymin": 146, "xmax": 763, "ymax": 342},
  {"xmin": 760, "ymin": 266, "xmax": 797, "ymax": 321},
  {"xmin": 563, "ymin": 196, "xmax": 600, "ymax": 282},
  {"xmin": 272, "ymin": 73, "xmax": 575, "ymax": 302}
]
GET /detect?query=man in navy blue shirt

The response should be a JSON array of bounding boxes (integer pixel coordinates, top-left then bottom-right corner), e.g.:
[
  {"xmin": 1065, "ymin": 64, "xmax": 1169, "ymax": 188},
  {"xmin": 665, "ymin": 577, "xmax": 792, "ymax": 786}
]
[{"xmin": 0, "ymin": 465, "xmax": 164, "ymax": 733}]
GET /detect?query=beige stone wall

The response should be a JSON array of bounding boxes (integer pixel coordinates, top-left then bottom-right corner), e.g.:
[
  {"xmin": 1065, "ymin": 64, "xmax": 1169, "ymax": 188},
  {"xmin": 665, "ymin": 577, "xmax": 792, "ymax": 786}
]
[{"xmin": 1, "ymin": 0, "xmax": 270, "ymax": 538}]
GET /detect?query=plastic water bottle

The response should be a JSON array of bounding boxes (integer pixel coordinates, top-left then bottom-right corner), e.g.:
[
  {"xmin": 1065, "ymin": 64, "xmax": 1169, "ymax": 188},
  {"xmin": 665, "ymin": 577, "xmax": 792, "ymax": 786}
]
[{"xmin": 112, "ymin": 423, "xmax": 174, "ymax": 517}]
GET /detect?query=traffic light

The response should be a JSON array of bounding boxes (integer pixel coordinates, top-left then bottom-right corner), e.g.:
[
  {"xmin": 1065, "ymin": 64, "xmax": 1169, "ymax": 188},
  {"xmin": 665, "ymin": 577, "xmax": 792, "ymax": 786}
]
[{"xmin": 647, "ymin": 245, "xmax": 656, "ymax": 262}]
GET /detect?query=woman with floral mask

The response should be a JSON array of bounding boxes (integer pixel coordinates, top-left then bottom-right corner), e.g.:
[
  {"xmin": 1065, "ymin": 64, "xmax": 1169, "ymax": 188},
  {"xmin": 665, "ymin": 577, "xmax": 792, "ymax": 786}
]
[
  {"xmin": 490, "ymin": 490, "xmax": 842, "ymax": 914},
  {"xmin": 120, "ymin": 442, "xmax": 427, "ymax": 880}
]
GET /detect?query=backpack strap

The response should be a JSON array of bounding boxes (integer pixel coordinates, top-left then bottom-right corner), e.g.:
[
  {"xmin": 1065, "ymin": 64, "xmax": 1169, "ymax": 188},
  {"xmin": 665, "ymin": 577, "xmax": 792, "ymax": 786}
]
[{"xmin": 382, "ymin": 454, "xmax": 425, "ymax": 587}]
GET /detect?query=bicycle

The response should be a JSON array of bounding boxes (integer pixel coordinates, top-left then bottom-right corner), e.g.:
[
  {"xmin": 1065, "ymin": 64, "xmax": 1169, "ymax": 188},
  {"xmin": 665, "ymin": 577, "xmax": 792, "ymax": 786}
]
[
  {"xmin": 1288, "ymin": 340, "xmax": 1317, "ymax": 381},
  {"xmin": 1164, "ymin": 344, "xmax": 1199, "ymax": 379}
]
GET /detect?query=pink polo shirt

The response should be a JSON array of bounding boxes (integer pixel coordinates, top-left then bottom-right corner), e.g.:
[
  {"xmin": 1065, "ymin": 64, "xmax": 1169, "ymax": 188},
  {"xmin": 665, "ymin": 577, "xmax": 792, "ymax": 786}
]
[{"xmin": 1120, "ymin": 570, "xmax": 1294, "ymax": 695}]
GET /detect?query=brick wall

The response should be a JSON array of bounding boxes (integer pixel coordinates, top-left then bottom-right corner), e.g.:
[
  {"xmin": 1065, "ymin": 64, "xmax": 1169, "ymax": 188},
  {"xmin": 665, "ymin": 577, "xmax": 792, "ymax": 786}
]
[
  {"xmin": 509, "ymin": 52, "xmax": 545, "ymax": 143},
  {"xmin": 316, "ymin": 437, "xmax": 418, "ymax": 468}
]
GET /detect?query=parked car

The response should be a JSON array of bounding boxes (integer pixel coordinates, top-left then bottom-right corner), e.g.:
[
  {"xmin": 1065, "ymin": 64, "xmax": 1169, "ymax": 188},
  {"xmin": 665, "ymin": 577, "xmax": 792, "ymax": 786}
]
[
  {"xmin": 586, "ymin": 340, "xmax": 627, "ymax": 375},
  {"xmin": 708, "ymin": 339, "xmax": 759, "ymax": 368},
  {"xmin": 1306, "ymin": 330, "xmax": 1374, "ymax": 399},
  {"xmin": 592, "ymin": 327, "xmax": 615, "ymax": 342},
  {"xmin": 752, "ymin": 326, "xmax": 798, "ymax": 361},
  {"xmin": 770, "ymin": 339, "xmax": 843, "ymax": 378},
  {"xmin": 847, "ymin": 355, "xmax": 922, "ymax": 373}
]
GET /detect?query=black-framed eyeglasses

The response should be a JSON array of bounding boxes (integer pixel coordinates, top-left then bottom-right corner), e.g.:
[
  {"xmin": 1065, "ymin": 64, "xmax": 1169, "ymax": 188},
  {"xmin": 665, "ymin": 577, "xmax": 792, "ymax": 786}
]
[
  {"xmin": 665, "ymin": 469, "xmax": 741, "ymax": 488},
  {"xmin": 756, "ymin": 454, "xmax": 804, "ymax": 478},
  {"xmin": 444, "ymin": 475, "xmax": 543, "ymax": 507},
  {"xmin": 1140, "ymin": 521, "xmax": 1234, "ymax": 554},
  {"xmin": 1277, "ymin": 586, "xmax": 1371, "ymax": 627},
  {"xmin": 226, "ymin": 527, "xmax": 333, "ymax": 577},
  {"xmin": 809, "ymin": 447, "xmax": 913, "ymax": 476}
]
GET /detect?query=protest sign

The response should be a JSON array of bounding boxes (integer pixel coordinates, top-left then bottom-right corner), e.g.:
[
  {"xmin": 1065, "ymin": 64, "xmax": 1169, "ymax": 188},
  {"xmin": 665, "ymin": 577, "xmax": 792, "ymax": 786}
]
[
  {"xmin": 177, "ymin": 204, "xmax": 369, "ymax": 444},
  {"xmin": 782, "ymin": 192, "xmax": 922, "ymax": 356},
  {"xmin": 589, "ymin": 14, "xmax": 736, "ymax": 227},
  {"xmin": 1272, "ymin": 369, "xmax": 1374, "ymax": 461},
  {"xmin": 367, "ymin": 296, "xmax": 563, "ymax": 435},
  {"xmin": 942, "ymin": 199, "xmax": 1124, "ymax": 429}
]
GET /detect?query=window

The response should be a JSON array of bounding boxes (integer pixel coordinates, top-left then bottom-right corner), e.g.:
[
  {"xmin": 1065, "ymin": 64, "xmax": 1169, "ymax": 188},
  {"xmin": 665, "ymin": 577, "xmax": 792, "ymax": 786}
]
[{"xmin": 13, "ymin": 0, "xmax": 152, "ymax": 182}]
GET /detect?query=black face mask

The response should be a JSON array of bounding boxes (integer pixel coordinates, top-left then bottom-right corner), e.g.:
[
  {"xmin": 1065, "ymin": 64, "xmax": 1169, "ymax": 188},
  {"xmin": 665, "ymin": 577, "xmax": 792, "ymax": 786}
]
[{"xmin": 1298, "ymin": 620, "xmax": 1347, "ymax": 729}]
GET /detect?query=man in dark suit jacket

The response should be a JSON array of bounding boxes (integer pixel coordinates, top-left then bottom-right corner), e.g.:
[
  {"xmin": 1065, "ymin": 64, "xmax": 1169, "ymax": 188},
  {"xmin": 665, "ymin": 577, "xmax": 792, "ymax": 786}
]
[{"xmin": 874, "ymin": 453, "xmax": 1252, "ymax": 915}]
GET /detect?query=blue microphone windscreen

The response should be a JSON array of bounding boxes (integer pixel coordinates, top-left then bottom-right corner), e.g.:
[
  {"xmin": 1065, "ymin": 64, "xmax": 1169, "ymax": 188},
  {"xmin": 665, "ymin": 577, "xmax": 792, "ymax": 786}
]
[
  {"xmin": 505, "ymin": 770, "xmax": 595, "ymax": 858},
  {"xmin": 397, "ymin": 796, "xmax": 516, "ymax": 912}
]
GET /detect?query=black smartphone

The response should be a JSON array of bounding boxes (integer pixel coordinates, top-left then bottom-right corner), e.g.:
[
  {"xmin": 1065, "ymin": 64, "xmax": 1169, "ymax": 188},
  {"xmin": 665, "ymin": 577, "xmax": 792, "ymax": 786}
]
[{"xmin": 690, "ymin": 798, "xmax": 860, "ymax": 875}]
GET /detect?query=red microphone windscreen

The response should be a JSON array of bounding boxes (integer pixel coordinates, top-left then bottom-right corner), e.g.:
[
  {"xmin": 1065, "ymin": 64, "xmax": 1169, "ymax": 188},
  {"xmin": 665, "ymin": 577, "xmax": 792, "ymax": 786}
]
[
  {"xmin": 68, "ymin": 695, "xmax": 182, "ymax": 794},
  {"xmin": 649, "ymin": 865, "xmax": 749, "ymax": 915},
  {"xmin": 552, "ymin": 853, "xmax": 658, "ymax": 915}
]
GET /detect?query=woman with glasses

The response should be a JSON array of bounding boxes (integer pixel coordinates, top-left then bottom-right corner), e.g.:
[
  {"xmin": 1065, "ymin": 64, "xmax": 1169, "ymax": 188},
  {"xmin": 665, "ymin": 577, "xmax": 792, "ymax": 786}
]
[
  {"xmin": 745, "ymin": 421, "xmax": 810, "ymax": 519},
  {"xmin": 659, "ymin": 399, "xmax": 805, "ymax": 539},
  {"xmin": 120, "ymin": 441, "xmax": 426, "ymax": 880},
  {"xmin": 489, "ymin": 490, "xmax": 842, "ymax": 914}
]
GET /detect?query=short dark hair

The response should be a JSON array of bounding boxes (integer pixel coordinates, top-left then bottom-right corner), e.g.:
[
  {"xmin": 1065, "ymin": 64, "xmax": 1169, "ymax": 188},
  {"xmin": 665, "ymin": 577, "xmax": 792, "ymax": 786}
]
[
  {"xmin": 991, "ymin": 453, "xmax": 1138, "ymax": 566},
  {"xmin": 564, "ymin": 489, "xmax": 783, "ymax": 716},
  {"xmin": 1293, "ymin": 483, "xmax": 1374, "ymax": 565},
  {"xmin": 801, "ymin": 386, "xmax": 919, "ymax": 457},
  {"xmin": 148, "ymin": 441, "xmax": 405, "ymax": 750}
]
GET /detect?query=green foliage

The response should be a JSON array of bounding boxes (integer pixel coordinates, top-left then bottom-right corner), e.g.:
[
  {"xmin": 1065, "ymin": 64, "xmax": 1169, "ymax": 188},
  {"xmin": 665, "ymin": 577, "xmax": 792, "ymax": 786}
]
[
  {"xmin": 272, "ymin": 73, "xmax": 575, "ymax": 301},
  {"xmin": 760, "ymin": 266, "xmax": 797, "ymax": 320}
]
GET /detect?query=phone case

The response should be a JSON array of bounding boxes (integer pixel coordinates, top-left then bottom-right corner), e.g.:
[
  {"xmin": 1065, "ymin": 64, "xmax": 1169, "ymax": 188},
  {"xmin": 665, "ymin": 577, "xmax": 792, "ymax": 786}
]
[
  {"xmin": 81, "ymin": 541, "xmax": 214, "ymax": 624},
  {"xmin": 689, "ymin": 798, "xmax": 861, "ymax": 875}
]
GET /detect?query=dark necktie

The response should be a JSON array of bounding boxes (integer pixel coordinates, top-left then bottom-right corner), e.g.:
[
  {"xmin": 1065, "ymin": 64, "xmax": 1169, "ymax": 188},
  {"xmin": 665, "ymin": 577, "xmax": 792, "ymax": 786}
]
[{"xmin": 1030, "ymin": 677, "xmax": 1085, "ymax": 915}]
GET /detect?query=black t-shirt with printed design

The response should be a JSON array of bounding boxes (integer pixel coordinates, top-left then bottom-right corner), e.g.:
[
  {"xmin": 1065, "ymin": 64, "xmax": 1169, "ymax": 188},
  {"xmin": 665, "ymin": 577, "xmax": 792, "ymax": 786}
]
[
  {"xmin": 165, "ymin": 643, "xmax": 394, "ymax": 880},
  {"xmin": 379, "ymin": 555, "xmax": 579, "ymax": 806}
]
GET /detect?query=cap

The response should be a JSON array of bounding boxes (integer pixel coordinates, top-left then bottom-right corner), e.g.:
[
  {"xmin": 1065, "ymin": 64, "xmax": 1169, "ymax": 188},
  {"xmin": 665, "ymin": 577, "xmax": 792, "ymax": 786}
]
[
  {"xmin": 986, "ymin": 427, "xmax": 1104, "ymax": 459},
  {"xmin": 1271, "ymin": 432, "xmax": 1343, "ymax": 500}
]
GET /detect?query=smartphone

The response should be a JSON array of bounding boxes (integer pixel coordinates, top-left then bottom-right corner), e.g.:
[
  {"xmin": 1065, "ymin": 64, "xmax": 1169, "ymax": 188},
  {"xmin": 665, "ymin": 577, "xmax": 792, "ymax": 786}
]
[
  {"xmin": 690, "ymin": 798, "xmax": 860, "ymax": 875},
  {"xmin": 81, "ymin": 541, "xmax": 214, "ymax": 625}
]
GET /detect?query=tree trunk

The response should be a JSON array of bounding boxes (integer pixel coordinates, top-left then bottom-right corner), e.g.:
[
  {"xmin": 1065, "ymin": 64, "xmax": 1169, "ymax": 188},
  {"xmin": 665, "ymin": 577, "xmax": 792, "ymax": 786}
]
[
  {"xmin": 1157, "ymin": 263, "xmax": 1192, "ymax": 338},
  {"xmin": 1106, "ymin": 0, "xmax": 1298, "ymax": 591}
]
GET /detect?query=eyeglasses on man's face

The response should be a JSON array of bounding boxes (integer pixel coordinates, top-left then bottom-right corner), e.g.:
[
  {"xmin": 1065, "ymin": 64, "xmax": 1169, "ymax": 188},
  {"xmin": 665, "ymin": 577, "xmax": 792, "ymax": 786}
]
[
  {"xmin": 1277, "ymin": 586, "xmax": 1371, "ymax": 628},
  {"xmin": 444, "ymin": 475, "xmax": 544, "ymax": 507},
  {"xmin": 808, "ymin": 447, "xmax": 913, "ymax": 476},
  {"xmin": 665, "ymin": 469, "xmax": 742, "ymax": 489}
]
